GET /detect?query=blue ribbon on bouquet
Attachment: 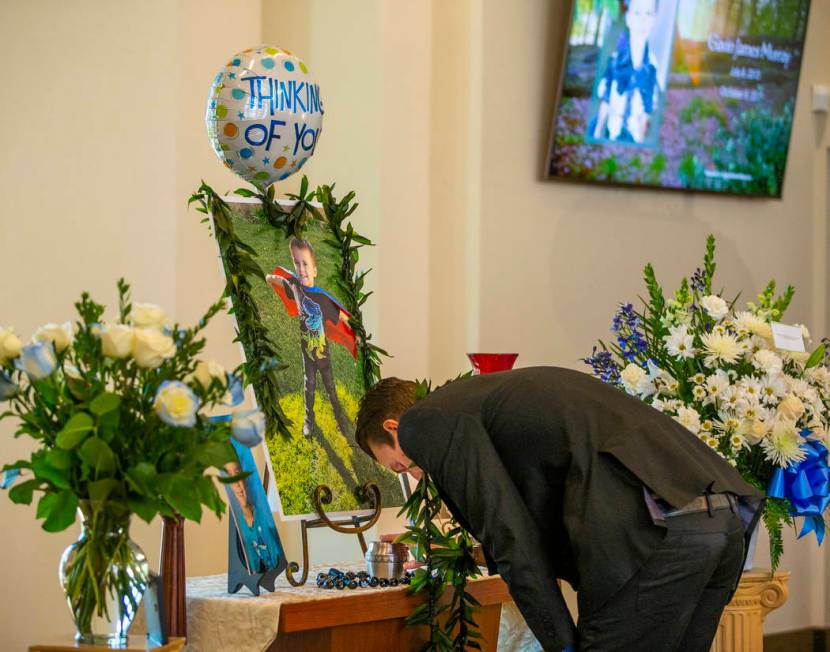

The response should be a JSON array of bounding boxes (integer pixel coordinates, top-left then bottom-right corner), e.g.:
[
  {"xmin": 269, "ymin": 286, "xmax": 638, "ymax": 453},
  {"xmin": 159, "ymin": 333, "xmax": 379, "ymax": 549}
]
[{"xmin": 767, "ymin": 428, "xmax": 830, "ymax": 544}]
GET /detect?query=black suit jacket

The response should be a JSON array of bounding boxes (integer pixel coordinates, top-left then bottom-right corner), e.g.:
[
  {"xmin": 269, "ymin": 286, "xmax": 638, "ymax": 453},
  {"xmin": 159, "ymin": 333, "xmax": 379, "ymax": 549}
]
[{"xmin": 398, "ymin": 367, "xmax": 763, "ymax": 651}]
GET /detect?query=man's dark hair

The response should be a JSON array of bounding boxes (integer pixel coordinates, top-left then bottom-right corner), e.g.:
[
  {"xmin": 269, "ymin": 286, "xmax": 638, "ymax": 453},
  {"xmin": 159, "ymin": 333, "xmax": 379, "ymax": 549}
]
[{"xmin": 355, "ymin": 378, "xmax": 417, "ymax": 459}]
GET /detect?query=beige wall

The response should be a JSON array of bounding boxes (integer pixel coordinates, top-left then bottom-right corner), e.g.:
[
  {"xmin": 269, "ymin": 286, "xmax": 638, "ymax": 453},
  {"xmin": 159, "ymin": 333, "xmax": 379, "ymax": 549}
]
[{"xmin": 0, "ymin": 0, "xmax": 828, "ymax": 648}]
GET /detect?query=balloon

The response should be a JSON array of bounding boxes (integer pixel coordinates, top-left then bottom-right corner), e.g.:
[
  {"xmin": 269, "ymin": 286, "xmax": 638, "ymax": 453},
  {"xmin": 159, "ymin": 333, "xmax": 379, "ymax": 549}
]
[{"xmin": 205, "ymin": 46, "xmax": 323, "ymax": 188}]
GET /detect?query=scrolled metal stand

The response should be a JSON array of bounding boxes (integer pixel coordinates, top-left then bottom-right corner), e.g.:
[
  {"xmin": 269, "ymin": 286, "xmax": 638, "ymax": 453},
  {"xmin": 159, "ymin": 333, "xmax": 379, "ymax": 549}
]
[{"xmin": 284, "ymin": 481, "xmax": 383, "ymax": 586}]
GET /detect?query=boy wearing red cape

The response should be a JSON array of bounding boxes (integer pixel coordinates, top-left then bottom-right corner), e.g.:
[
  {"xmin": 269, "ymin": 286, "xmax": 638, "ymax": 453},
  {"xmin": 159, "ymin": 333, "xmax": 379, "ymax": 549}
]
[{"xmin": 266, "ymin": 237, "xmax": 356, "ymax": 439}]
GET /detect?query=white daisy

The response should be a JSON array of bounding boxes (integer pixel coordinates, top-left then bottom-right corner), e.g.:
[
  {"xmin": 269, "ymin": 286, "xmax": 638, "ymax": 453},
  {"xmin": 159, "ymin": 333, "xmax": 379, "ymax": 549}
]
[
  {"xmin": 692, "ymin": 385, "xmax": 707, "ymax": 401},
  {"xmin": 760, "ymin": 375, "xmax": 787, "ymax": 405},
  {"xmin": 692, "ymin": 373, "xmax": 706, "ymax": 385},
  {"xmin": 663, "ymin": 325, "xmax": 696, "ymax": 360},
  {"xmin": 704, "ymin": 370, "xmax": 731, "ymax": 404}
]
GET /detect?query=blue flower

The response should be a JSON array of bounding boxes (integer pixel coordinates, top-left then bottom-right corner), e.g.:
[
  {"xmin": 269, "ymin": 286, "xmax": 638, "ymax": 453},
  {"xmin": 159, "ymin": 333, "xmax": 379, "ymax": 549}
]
[
  {"xmin": 153, "ymin": 380, "xmax": 201, "ymax": 427},
  {"xmin": 231, "ymin": 408, "xmax": 265, "ymax": 447},
  {"xmin": 0, "ymin": 371, "xmax": 17, "ymax": 400},
  {"xmin": 1, "ymin": 468, "xmax": 19, "ymax": 490},
  {"xmin": 582, "ymin": 347, "xmax": 621, "ymax": 384},
  {"xmin": 15, "ymin": 341, "xmax": 57, "ymax": 380}
]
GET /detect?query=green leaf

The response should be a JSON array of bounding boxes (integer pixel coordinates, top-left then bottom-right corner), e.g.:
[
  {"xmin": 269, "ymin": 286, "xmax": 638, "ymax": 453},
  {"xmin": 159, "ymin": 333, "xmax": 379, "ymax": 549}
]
[
  {"xmin": 8, "ymin": 479, "xmax": 40, "ymax": 505},
  {"xmin": 197, "ymin": 441, "xmax": 235, "ymax": 468},
  {"xmin": 33, "ymin": 380, "xmax": 59, "ymax": 410},
  {"xmin": 126, "ymin": 462, "xmax": 157, "ymax": 495},
  {"xmin": 128, "ymin": 497, "xmax": 159, "ymax": 523},
  {"xmin": 805, "ymin": 344, "xmax": 826, "ymax": 369},
  {"xmin": 89, "ymin": 392, "xmax": 121, "ymax": 416},
  {"xmin": 46, "ymin": 448, "xmax": 73, "ymax": 470},
  {"xmin": 31, "ymin": 457, "xmax": 72, "ymax": 489},
  {"xmin": 88, "ymin": 478, "xmax": 120, "ymax": 502},
  {"xmin": 162, "ymin": 475, "xmax": 202, "ymax": 522},
  {"xmin": 78, "ymin": 437, "xmax": 116, "ymax": 474},
  {"xmin": 39, "ymin": 490, "xmax": 79, "ymax": 532},
  {"xmin": 56, "ymin": 412, "xmax": 94, "ymax": 450}
]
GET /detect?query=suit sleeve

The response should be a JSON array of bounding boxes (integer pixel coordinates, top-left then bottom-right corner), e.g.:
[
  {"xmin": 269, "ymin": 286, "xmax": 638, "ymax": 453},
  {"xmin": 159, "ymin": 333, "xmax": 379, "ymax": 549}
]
[{"xmin": 400, "ymin": 408, "xmax": 577, "ymax": 651}]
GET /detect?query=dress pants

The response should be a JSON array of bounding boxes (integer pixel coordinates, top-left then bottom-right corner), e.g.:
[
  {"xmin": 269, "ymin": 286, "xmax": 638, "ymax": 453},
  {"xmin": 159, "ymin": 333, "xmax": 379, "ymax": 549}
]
[{"xmin": 577, "ymin": 507, "xmax": 745, "ymax": 652}]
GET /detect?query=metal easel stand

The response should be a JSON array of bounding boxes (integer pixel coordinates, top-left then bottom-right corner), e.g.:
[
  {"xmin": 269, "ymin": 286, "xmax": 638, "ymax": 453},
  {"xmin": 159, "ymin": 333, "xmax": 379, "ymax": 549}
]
[{"xmin": 263, "ymin": 466, "xmax": 383, "ymax": 587}]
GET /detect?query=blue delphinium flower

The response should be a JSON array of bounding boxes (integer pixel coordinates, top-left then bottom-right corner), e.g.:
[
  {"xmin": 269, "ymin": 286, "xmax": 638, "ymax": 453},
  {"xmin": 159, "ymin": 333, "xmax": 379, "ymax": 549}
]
[
  {"xmin": 582, "ymin": 347, "xmax": 621, "ymax": 384},
  {"xmin": 611, "ymin": 303, "xmax": 648, "ymax": 362}
]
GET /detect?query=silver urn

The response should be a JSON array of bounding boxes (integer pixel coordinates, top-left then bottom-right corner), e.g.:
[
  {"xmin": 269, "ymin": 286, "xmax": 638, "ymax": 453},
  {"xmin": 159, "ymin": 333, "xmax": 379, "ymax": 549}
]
[{"xmin": 364, "ymin": 541, "xmax": 408, "ymax": 579}]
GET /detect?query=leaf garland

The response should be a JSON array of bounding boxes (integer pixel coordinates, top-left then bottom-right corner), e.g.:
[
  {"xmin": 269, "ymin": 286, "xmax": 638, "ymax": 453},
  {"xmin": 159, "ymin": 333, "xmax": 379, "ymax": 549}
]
[{"xmin": 189, "ymin": 177, "xmax": 388, "ymax": 439}]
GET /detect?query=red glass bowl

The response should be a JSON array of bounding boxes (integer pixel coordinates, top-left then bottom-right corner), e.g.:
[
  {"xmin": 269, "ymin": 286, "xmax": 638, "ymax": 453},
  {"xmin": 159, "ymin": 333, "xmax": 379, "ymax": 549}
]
[{"xmin": 466, "ymin": 353, "xmax": 519, "ymax": 375}]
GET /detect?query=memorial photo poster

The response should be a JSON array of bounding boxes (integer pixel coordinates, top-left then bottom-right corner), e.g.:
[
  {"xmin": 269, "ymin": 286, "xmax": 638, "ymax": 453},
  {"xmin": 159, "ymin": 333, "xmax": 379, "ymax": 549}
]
[
  {"xmin": 547, "ymin": 0, "xmax": 811, "ymax": 196},
  {"xmin": 223, "ymin": 439, "xmax": 287, "ymax": 576},
  {"xmin": 217, "ymin": 200, "xmax": 404, "ymax": 519}
]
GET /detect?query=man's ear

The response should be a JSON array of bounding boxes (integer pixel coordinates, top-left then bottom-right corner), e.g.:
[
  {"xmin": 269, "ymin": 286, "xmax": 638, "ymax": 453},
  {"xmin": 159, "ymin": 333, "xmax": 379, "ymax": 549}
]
[{"xmin": 382, "ymin": 418, "xmax": 399, "ymax": 436}]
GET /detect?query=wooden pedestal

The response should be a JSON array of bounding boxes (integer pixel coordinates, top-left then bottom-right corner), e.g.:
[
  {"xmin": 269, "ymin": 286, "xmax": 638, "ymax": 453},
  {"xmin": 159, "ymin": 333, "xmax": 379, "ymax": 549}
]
[{"xmin": 711, "ymin": 569, "xmax": 790, "ymax": 652}]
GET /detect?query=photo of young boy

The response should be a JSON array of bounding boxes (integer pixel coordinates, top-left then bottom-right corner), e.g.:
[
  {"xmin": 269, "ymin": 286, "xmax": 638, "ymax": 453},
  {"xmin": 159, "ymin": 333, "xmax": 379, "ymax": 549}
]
[
  {"xmin": 215, "ymin": 200, "xmax": 405, "ymax": 519},
  {"xmin": 223, "ymin": 440, "xmax": 286, "ymax": 576},
  {"xmin": 265, "ymin": 238, "xmax": 355, "ymax": 441}
]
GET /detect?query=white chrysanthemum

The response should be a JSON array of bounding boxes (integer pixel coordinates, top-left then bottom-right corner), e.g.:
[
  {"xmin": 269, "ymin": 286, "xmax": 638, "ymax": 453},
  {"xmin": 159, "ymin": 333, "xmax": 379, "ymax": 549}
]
[
  {"xmin": 738, "ymin": 378, "xmax": 762, "ymax": 403},
  {"xmin": 621, "ymin": 363, "xmax": 655, "ymax": 398},
  {"xmin": 714, "ymin": 415, "xmax": 741, "ymax": 433},
  {"xmin": 752, "ymin": 349, "xmax": 783, "ymax": 377},
  {"xmin": 701, "ymin": 295, "xmax": 729, "ymax": 321},
  {"xmin": 701, "ymin": 331, "xmax": 743, "ymax": 367},
  {"xmin": 674, "ymin": 406, "xmax": 702, "ymax": 434},
  {"xmin": 663, "ymin": 325, "xmax": 696, "ymax": 360},
  {"xmin": 760, "ymin": 375, "xmax": 787, "ymax": 405},
  {"xmin": 692, "ymin": 372, "xmax": 706, "ymax": 385},
  {"xmin": 692, "ymin": 385, "xmax": 707, "ymax": 401},
  {"xmin": 785, "ymin": 376, "xmax": 811, "ymax": 397},
  {"xmin": 733, "ymin": 311, "xmax": 769, "ymax": 337},
  {"xmin": 700, "ymin": 419, "xmax": 713, "ymax": 432},
  {"xmin": 761, "ymin": 420, "xmax": 806, "ymax": 468},
  {"xmin": 721, "ymin": 386, "xmax": 742, "ymax": 411},
  {"xmin": 705, "ymin": 436, "xmax": 721, "ymax": 450}
]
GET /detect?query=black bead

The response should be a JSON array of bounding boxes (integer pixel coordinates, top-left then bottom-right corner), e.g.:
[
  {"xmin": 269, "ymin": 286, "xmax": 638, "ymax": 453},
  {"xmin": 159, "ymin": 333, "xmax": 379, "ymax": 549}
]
[
  {"xmin": 324, "ymin": 579, "xmax": 335, "ymax": 589},
  {"xmin": 317, "ymin": 572, "xmax": 327, "ymax": 582},
  {"xmin": 348, "ymin": 579, "xmax": 358, "ymax": 589},
  {"xmin": 359, "ymin": 579, "xmax": 369, "ymax": 588},
  {"xmin": 335, "ymin": 579, "xmax": 346, "ymax": 590},
  {"xmin": 369, "ymin": 577, "xmax": 379, "ymax": 587},
  {"xmin": 346, "ymin": 571, "xmax": 356, "ymax": 580},
  {"xmin": 401, "ymin": 576, "xmax": 410, "ymax": 585},
  {"xmin": 357, "ymin": 570, "xmax": 369, "ymax": 579},
  {"xmin": 379, "ymin": 578, "xmax": 389, "ymax": 588},
  {"xmin": 390, "ymin": 578, "xmax": 399, "ymax": 586}
]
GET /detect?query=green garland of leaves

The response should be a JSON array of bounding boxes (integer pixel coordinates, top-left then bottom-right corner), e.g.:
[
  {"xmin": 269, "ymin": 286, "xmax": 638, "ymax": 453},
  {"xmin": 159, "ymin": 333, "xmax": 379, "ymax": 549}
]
[{"xmin": 188, "ymin": 177, "xmax": 387, "ymax": 440}]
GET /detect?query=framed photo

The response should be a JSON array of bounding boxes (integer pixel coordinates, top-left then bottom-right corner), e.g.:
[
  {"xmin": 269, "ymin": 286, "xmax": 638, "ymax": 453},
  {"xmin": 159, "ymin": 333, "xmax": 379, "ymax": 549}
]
[
  {"xmin": 214, "ymin": 197, "xmax": 405, "ymax": 519},
  {"xmin": 223, "ymin": 439, "xmax": 287, "ymax": 576}
]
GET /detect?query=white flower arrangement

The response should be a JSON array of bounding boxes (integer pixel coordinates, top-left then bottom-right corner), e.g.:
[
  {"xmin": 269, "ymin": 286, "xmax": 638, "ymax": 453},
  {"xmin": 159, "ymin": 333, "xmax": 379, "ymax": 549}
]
[{"xmin": 584, "ymin": 236, "xmax": 829, "ymax": 568}]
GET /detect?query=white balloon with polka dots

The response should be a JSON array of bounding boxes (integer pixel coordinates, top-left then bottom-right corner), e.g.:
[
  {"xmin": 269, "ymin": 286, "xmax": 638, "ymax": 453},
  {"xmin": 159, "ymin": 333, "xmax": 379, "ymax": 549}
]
[{"xmin": 205, "ymin": 45, "xmax": 323, "ymax": 188}]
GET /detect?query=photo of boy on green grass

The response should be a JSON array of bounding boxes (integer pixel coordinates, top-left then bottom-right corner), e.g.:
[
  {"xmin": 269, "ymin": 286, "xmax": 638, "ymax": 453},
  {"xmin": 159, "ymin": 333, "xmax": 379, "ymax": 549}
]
[{"xmin": 219, "ymin": 200, "xmax": 404, "ymax": 518}]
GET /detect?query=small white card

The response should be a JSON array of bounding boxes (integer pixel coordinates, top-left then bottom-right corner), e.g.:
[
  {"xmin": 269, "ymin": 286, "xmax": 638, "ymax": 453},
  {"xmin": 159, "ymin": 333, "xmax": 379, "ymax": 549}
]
[{"xmin": 771, "ymin": 322, "xmax": 806, "ymax": 352}]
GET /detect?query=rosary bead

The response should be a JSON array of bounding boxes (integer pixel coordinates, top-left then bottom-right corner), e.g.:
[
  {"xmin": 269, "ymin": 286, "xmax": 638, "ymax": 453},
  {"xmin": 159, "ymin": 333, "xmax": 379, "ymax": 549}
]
[
  {"xmin": 368, "ymin": 577, "xmax": 379, "ymax": 587},
  {"xmin": 389, "ymin": 578, "xmax": 399, "ymax": 586},
  {"xmin": 379, "ymin": 578, "xmax": 389, "ymax": 588},
  {"xmin": 335, "ymin": 579, "xmax": 346, "ymax": 590},
  {"xmin": 348, "ymin": 579, "xmax": 358, "ymax": 589}
]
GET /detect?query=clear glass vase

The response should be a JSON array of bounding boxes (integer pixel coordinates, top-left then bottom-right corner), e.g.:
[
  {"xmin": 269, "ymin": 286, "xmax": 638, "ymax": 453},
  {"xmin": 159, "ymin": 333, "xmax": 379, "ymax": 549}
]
[{"xmin": 59, "ymin": 501, "xmax": 150, "ymax": 646}]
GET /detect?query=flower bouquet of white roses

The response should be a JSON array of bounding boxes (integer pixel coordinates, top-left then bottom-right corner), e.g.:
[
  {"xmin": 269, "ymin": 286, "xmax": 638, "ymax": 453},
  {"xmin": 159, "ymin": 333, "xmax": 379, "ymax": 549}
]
[
  {"xmin": 0, "ymin": 279, "xmax": 266, "ymax": 644},
  {"xmin": 584, "ymin": 236, "xmax": 829, "ymax": 569}
]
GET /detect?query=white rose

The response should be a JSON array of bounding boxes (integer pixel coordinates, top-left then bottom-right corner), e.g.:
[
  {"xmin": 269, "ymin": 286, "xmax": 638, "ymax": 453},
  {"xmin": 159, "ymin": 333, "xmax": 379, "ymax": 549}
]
[
  {"xmin": 777, "ymin": 394, "xmax": 805, "ymax": 421},
  {"xmin": 0, "ymin": 327, "xmax": 23, "ymax": 364},
  {"xmin": 752, "ymin": 349, "xmax": 783, "ymax": 377},
  {"xmin": 130, "ymin": 303, "xmax": 168, "ymax": 330},
  {"xmin": 32, "ymin": 321, "xmax": 74, "ymax": 353},
  {"xmin": 98, "ymin": 323, "xmax": 135, "ymax": 359},
  {"xmin": 620, "ymin": 363, "xmax": 646, "ymax": 394},
  {"xmin": 132, "ymin": 328, "xmax": 177, "ymax": 369},
  {"xmin": 701, "ymin": 295, "xmax": 729, "ymax": 321},
  {"xmin": 190, "ymin": 360, "xmax": 226, "ymax": 389}
]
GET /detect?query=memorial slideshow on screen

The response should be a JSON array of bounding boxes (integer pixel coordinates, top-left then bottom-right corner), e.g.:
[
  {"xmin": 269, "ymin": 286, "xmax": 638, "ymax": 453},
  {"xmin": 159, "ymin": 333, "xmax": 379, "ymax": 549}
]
[{"xmin": 546, "ymin": 0, "xmax": 811, "ymax": 197}]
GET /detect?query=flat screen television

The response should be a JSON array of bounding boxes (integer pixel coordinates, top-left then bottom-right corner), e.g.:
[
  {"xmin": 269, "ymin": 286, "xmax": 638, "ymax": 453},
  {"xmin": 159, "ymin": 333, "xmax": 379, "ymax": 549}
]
[{"xmin": 545, "ymin": 0, "xmax": 811, "ymax": 197}]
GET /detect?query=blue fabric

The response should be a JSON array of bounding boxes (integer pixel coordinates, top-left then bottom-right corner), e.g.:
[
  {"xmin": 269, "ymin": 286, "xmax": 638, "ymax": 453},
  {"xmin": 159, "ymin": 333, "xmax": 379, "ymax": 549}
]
[{"xmin": 767, "ymin": 429, "xmax": 830, "ymax": 544}]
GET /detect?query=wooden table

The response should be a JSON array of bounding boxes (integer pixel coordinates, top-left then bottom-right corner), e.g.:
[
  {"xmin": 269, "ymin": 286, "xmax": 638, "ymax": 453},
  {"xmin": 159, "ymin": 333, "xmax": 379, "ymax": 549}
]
[
  {"xmin": 29, "ymin": 637, "xmax": 185, "ymax": 652},
  {"xmin": 269, "ymin": 575, "xmax": 512, "ymax": 652}
]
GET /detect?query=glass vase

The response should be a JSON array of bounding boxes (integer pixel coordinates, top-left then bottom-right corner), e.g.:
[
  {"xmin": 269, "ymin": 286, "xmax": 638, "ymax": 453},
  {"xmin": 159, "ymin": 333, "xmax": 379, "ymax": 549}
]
[{"xmin": 59, "ymin": 501, "xmax": 150, "ymax": 646}]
